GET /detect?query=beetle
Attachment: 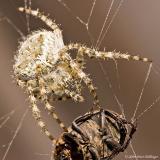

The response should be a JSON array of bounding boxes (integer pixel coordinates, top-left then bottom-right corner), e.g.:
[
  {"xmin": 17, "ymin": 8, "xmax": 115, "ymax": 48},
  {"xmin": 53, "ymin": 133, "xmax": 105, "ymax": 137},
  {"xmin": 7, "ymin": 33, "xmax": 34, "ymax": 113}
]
[{"xmin": 54, "ymin": 108, "xmax": 137, "ymax": 160}]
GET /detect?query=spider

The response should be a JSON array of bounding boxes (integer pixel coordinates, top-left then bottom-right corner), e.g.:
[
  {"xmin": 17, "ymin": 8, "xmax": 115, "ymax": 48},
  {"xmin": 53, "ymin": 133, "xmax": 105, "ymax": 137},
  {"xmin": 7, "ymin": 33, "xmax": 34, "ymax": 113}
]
[
  {"xmin": 13, "ymin": 7, "xmax": 152, "ymax": 143},
  {"xmin": 54, "ymin": 108, "xmax": 137, "ymax": 160}
]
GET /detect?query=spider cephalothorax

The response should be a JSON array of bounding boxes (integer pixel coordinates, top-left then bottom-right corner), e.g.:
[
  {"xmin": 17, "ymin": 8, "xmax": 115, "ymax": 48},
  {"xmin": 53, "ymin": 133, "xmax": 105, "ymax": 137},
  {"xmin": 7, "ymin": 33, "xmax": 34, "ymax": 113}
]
[
  {"xmin": 13, "ymin": 7, "xmax": 151, "ymax": 146},
  {"xmin": 54, "ymin": 109, "xmax": 137, "ymax": 160}
]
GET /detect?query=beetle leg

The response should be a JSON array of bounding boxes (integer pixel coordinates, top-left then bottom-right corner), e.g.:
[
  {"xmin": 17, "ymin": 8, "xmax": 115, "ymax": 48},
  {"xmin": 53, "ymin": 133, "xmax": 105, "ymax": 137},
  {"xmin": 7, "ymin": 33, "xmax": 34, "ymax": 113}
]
[
  {"xmin": 120, "ymin": 122, "xmax": 137, "ymax": 152},
  {"xmin": 103, "ymin": 135, "xmax": 121, "ymax": 151},
  {"xmin": 72, "ymin": 118, "xmax": 90, "ymax": 142},
  {"xmin": 72, "ymin": 110, "xmax": 101, "ymax": 142},
  {"xmin": 88, "ymin": 145, "xmax": 100, "ymax": 160}
]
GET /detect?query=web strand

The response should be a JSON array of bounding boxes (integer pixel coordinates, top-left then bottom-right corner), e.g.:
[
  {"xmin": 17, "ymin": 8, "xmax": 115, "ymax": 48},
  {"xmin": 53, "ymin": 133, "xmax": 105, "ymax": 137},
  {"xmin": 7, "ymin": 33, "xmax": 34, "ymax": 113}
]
[
  {"xmin": 135, "ymin": 95, "xmax": 160, "ymax": 122},
  {"xmin": 0, "ymin": 110, "xmax": 15, "ymax": 122},
  {"xmin": 0, "ymin": 111, "xmax": 15, "ymax": 129},
  {"xmin": 129, "ymin": 142, "xmax": 138, "ymax": 160},
  {"xmin": 132, "ymin": 63, "xmax": 152, "ymax": 121},
  {"xmin": 0, "ymin": 17, "xmax": 25, "ymax": 38},
  {"xmin": 98, "ymin": 61, "xmax": 124, "ymax": 114},
  {"xmin": 8, "ymin": 0, "xmax": 27, "ymax": 27},
  {"xmin": 2, "ymin": 109, "xmax": 28, "ymax": 160},
  {"xmin": 97, "ymin": 0, "xmax": 124, "ymax": 48},
  {"xmin": 0, "ymin": 117, "xmax": 10, "ymax": 129},
  {"xmin": 86, "ymin": 0, "xmax": 97, "ymax": 44},
  {"xmin": 95, "ymin": 0, "xmax": 123, "ymax": 113},
  {"xmin": 95, "ymin": 0, "xmax": 115, "ymax": 48},
  {"xmin": 115, "ymin": 101, "xmax": 138, "ymax": 159},
  {"xmin": 152, "ymin": 63, "xmax": 160, "ymax": 78},
  {"xmin": 56, "ymin": 0, "xmax": 86, "ymax": 26},
  {"xmin": 56, "ymin": 0, "xmax": 96, "ymax": 44},
  {"xmin": 24, "ymin": 0, "xmax": 31, "ymax": 33},
  {"xmin": 87, "ymin": 0, "xmax": 97, "ymax": 27}
]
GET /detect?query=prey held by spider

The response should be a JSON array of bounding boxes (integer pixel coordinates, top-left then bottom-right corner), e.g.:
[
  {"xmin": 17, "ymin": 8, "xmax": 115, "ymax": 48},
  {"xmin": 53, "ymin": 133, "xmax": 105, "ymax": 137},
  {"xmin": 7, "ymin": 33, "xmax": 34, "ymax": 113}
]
[{"xmin": 53, "ymin": 109, "xmax": 137, "ymax": 160}]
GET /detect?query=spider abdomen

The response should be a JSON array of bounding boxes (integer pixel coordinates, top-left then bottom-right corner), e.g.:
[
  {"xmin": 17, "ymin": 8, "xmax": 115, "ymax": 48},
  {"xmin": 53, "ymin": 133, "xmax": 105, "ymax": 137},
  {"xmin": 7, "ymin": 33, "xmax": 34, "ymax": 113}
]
[{"xmin": 14, "ymin": 29, "xmax": 64, "ymax": 81}]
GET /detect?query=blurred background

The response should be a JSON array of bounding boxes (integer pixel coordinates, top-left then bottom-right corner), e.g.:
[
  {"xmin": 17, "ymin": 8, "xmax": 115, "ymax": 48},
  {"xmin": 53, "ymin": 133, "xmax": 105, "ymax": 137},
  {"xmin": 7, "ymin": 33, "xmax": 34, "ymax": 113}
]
[{"xmin": 0, "ymin": 0, "xmax": 160, "ymax": 160}]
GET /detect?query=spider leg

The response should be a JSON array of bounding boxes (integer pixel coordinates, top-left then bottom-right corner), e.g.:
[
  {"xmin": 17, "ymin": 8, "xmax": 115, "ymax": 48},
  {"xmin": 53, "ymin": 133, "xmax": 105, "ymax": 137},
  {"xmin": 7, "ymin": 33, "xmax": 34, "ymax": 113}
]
[
  {"xmin": 59, "ymin": 48, "xmax": 101, "ymax": 111},
  {"xmin": 18, "ymin": 7, "xmax": 61, "ymax": 32},
  {"xmin": 50, "ymin": 78, "xmax": 84, "ymax": 102},
  {"xmin": 38, "ymin": 77, "xmax": 68, "ymax": 132},
  {"xmin": 51, "ymin": 95, "xmax": 71, "ymax": 101},
  {"xmin": 64, "ymin": 88, "xmax": 84, "ymax": 102},
  {"xmin": 45, "ymin": 100, "xmax": 68, "ymax": 132},
  {"xmin": 27, "ymin": 81, "xmax": 56, "ymax": 144},
  {"xmin": 76, "ymin": 48, "xmax": 85, "ymax": 69},
  {"xmin": 67, "ymin": 43, "xmax": 152, "ymax": 63},
  {"xmin": 72, "ymin": 67, "xmax": 100, "ymax": 110}
]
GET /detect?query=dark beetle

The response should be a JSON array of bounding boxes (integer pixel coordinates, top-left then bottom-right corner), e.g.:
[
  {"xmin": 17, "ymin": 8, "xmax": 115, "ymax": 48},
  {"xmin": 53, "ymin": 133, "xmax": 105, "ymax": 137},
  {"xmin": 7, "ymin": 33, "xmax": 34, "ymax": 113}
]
[{"xmin": 54, "ymin": 109, "xmax": 137, "ymax": 160}]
